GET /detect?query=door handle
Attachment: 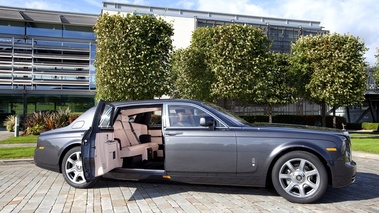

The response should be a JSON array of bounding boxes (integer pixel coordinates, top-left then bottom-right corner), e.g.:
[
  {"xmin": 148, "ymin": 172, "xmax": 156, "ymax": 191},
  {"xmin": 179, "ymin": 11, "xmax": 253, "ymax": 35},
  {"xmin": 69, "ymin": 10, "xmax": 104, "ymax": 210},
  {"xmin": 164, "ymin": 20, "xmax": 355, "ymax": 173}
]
[{"xmin": 165, "ymin": 131, "xmax": 183, "ymax": 136}]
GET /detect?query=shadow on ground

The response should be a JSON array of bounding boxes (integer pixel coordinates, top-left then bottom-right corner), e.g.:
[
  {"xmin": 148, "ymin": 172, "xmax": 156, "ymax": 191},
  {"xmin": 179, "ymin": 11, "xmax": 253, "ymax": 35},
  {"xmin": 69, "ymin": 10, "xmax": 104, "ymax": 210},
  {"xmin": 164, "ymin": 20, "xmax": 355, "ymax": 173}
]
[{"xmin": 94, "ymin": 171, "xmax": 378, "ymax": 204}]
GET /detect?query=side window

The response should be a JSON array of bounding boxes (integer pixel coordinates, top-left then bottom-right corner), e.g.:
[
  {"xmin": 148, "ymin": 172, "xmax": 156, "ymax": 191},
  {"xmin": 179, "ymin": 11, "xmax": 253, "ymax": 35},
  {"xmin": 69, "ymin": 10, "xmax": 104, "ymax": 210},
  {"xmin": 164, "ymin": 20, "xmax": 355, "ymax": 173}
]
[
  {"xmin": 99, "ymin": 104, "xmax": 113, "ymax": 128},
  {"xmin": 168, "ymin": 105, "xmax": 224, "ymax": 127},
  {"xmin": 149, "ymin": 110, "xmax": 162, "ymax": 128}
]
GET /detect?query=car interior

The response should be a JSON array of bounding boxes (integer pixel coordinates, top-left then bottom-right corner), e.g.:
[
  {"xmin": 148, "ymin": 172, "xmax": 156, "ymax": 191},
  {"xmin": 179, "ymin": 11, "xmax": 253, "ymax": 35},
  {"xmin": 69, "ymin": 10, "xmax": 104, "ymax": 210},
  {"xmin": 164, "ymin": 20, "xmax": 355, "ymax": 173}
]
[{"xmin": 111, "ymin": 105, "xmax": 165, "ymax": 170}]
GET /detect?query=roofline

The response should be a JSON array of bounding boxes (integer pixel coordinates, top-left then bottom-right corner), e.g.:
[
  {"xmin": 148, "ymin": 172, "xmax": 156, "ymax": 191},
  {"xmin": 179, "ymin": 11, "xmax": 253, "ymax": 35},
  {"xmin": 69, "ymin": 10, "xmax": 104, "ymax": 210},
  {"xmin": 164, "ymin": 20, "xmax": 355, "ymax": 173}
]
[
  {"xmin": 111, "ymin": 99, "xmax": 203, "ymax": 107},
  {"xmin": 102, "ymin": 2, "xmax": 324, "ymax": 29},
  {"xmin": 0, "ymin": 5, "xmax": 99, "ymax": 17},
  {"xmin": 0, "ymin": 5, "xmax": 98, "ymax": 26}
]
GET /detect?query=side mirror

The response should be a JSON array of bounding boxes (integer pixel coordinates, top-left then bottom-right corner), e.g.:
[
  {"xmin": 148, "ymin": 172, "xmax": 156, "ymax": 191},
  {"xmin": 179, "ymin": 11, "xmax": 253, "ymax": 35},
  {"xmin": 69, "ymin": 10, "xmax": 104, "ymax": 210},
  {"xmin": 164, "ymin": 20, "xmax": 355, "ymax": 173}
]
[{"xmin": 200, "ymin": 116, "xmax": 215, "ymax": 127}]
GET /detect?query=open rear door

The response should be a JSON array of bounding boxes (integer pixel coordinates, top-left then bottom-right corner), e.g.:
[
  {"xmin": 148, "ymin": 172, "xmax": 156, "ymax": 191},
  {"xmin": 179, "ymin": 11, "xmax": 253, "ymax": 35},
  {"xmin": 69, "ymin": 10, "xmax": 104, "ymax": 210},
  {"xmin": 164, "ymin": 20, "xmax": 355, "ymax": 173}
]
[{"xmin": 82, "ymin": 100, "xmax": 122, "ymax": 182}]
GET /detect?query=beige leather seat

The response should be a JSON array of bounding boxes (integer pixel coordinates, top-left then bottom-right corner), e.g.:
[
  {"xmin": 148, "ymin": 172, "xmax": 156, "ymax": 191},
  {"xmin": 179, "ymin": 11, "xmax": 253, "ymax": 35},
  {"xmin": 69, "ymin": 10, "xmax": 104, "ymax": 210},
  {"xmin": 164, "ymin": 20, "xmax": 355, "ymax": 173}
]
[{"xmin": 114, "ymin": 118, "xmax": 158, "ymax": 160}]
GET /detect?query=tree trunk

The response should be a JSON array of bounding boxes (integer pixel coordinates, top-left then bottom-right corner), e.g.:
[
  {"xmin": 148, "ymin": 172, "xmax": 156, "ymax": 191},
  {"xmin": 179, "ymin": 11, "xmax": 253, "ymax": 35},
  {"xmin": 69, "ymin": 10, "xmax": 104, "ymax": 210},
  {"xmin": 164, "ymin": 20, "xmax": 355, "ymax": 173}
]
[
  {"xmin": 321, "ymin": 101, "xmax": 326, "ymax": 127},
  {"xmin": 268, "ymin": 105, "xmax": 273, "ymax": 123},
  {"xmin": 332, "ymin": 106, "xmax": 336, "ymax": 128},
  {"xmin": 223, "ymin": 98, "xmax": 228, "ymax": 109}
]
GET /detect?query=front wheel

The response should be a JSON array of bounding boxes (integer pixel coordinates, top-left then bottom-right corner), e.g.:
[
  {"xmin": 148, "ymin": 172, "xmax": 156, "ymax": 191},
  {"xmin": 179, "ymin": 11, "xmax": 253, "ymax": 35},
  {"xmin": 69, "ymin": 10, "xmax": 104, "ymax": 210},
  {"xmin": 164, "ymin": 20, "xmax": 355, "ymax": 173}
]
[
  {"xmin": 272, "ymin": 151, "xmax": 328, "ymax": 203},
  {"xmin": 61, "ymin": 146, "xmax": 97, "ymax": 188}
]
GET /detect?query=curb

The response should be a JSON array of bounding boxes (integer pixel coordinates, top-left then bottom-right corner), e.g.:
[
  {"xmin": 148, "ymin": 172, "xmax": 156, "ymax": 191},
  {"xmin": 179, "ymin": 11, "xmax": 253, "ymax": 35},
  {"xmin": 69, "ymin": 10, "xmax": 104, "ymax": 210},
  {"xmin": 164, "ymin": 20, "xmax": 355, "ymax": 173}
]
[
  {"xmin": 0, "ymin": 158, "xmax": 34, "ymax": 165},
  {"xmin": 0, "ymin": 143, "xmax": 36, "ymax": 148},
  {"xmin": 353, "ymin": 151, "xmax": 379, "ymax": 161}
]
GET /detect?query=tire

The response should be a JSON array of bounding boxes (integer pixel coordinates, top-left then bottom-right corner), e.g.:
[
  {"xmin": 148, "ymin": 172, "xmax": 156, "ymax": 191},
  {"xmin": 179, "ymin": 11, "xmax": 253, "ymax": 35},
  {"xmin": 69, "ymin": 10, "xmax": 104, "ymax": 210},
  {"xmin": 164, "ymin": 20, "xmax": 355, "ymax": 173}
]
[
  {"xmin": 61, "ymin": 146, "xmax": 97, "ymax": 188},
  {"xmin": 271, "ymin": 151, "xmax": 328, "ymax": 203}
]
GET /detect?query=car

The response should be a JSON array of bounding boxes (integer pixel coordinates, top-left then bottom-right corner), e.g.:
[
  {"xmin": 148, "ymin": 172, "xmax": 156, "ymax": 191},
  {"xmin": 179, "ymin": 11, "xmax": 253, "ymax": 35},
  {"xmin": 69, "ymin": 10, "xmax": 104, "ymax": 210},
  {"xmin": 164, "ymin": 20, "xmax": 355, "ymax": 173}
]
[{"xmin": 34, "ymin": 99, "xmax": 356, "ymax": 203}]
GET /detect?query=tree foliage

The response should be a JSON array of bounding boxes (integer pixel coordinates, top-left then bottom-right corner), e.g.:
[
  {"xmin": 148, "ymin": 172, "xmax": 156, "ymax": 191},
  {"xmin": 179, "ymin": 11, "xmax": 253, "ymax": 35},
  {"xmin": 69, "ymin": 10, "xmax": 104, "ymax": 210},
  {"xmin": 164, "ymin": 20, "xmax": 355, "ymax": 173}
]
[
  {"xmin": 170, "ymin": 48, "xmax": 214, "ymax": 101},
  {"xmin": 290, "ymin": 33, "xmax": 367, "ymax": 107},
  {"xmin": 375, "ymin": 48, "xmax": 379, "ymax": 88},
  {"xmin": 201, "ymin": 25, "xmax": 272, "ymax": 103},
  {"xmin": 261, "ymin": 52, "xmax": 297, "ymax": 122},
  {"xmin": 171, "ymin": 24, "xmax": 276, "ymax": 106},
  {"xmin": 94, "ymin": 13, "xmax": 174, "ymax": 101}
]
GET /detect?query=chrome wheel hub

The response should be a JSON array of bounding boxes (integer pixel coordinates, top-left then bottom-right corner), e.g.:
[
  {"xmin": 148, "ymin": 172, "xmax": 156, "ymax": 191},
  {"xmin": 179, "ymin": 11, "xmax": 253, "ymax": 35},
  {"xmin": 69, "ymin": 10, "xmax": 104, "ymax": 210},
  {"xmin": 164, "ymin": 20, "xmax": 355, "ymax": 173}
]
[
  {"xmin": 64, "ymin": 151, "xmax": 86, "ymax": 185},
  {"xmin": 278, "ymin": 158, "xmax": 320, "ymax": 198}
]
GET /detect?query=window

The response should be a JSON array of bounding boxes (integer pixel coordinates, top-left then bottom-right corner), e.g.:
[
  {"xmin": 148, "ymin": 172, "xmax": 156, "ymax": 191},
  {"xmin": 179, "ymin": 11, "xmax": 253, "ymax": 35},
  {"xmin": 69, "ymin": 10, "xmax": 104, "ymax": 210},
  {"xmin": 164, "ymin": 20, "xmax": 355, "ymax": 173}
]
[
  {"xmin": 63, "ymin": 25, "xmax": 95, "ymax": 39},
  {"xmin": 27, "ymin": 22, "xmax": 62, "ymax": 37},
  {"xmin": 99, "ymin": 104, "xmax": 113, "ymax": 128},
  {"xmin": 149, "ymin": 110, "xmax": 162, "ymax": 127},
  {"xmin": 168, "ymin": 105, "xmax": 224, "ymax": 128},
  {"xmin": 0, "ymin": 20, "xmax": 24, "ymax": 35}
]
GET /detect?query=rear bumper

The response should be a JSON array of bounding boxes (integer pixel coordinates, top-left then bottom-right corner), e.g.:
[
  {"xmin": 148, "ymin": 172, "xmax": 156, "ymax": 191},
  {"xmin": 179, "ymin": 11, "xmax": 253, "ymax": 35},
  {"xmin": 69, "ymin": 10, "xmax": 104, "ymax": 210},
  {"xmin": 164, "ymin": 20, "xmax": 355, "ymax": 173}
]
[
  {"xmin": 331, "ymin": 160, "xmax": 357, "ymax": 188},
  {"xmin": 34, "ymin": 148, "xmax": 60, "ymax": 173}
]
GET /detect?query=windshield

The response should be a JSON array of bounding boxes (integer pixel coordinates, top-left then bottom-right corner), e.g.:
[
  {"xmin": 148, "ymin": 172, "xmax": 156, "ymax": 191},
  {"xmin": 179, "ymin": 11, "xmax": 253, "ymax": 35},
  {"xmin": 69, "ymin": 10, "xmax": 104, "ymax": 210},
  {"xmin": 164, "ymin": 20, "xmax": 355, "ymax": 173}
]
[{"xmin": 204, "ymin": 102, "xmax": 250, "ymax": 126}]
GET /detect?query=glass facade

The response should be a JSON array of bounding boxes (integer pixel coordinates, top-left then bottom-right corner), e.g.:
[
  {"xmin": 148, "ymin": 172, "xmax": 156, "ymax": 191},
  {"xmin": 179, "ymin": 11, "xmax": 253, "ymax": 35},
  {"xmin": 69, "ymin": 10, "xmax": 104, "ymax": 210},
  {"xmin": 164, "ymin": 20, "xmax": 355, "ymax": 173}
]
[
  {"xmin": 196, "ymin": 19, "xmax": 327, "ymax": 54},
  {"xmin": 0, "ymin": 7, "xmax": 97, "ymax": 126}
]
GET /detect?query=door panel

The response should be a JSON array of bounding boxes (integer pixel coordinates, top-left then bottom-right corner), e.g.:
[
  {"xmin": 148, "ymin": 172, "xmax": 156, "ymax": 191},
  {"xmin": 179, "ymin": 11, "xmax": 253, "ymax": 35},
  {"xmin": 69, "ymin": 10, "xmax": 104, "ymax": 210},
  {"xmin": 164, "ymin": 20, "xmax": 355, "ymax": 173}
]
[
  {"xmin": 94, "ymin": 132, "xmax": 122, "ymax": 176},
  {"xmin": 164, "ymin": 129, "xmax": 236, "ymax": 173},
  {"xmin": 82, "ymin": 100, "xmax": 120, "ymax": 181},
  {"xmin": 164, "ymin": 104, "xmax": 237, "ymax": 173}
]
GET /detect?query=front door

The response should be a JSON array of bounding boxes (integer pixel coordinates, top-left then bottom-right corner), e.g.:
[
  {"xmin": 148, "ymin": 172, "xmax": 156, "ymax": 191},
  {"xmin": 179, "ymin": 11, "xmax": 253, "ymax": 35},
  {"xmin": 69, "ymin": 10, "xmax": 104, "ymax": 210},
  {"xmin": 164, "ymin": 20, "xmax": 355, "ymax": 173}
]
[
  {"xmin": 82, "ymin": 100, "xmax": 122, "ymax": 181},
  {"xmin": 164, "ymin": 104, "xmax": 237, "ymax": 174}
]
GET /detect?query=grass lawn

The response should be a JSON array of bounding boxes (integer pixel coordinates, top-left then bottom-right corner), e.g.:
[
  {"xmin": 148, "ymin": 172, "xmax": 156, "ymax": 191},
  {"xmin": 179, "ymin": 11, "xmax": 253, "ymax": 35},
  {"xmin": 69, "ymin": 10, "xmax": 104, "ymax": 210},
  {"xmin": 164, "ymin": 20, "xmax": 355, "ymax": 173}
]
[
  {"xmin": 0, "ymin": 147, "xmax": 35, "ymax": 159},
  {"xmin": 351, "ymin": 137, "xmax": 379, "ymax": 154},
  {"xmin": 349, "ymin": 133, "xmax": 379, "ymax": 137},
  {"xmin": 0, "ymin": 135, "xmax": 38, "ymax": 144}
]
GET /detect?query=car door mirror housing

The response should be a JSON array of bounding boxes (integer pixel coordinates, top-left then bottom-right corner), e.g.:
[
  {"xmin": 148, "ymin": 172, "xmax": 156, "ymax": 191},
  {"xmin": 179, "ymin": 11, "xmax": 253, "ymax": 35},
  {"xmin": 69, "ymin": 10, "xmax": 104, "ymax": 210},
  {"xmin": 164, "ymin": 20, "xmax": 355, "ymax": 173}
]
[{"xmin": 200, "ymin": 116, "xmax": 215, "ymax": 127}]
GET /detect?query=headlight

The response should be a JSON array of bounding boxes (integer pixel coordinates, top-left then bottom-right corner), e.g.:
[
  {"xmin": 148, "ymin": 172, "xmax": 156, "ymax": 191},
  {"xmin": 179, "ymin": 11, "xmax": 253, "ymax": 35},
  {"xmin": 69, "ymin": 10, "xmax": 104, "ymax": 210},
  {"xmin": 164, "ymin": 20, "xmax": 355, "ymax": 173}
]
[{"xmin": 341, "ymin": 136, "xmax": 351, "ymax": 162}]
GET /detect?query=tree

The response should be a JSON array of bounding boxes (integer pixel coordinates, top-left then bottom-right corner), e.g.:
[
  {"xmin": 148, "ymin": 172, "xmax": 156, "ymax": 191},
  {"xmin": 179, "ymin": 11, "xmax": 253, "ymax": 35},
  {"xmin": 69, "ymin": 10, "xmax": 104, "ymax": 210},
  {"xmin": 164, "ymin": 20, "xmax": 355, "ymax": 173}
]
[
  {"xmin": 375, "ymin": 48, "xmax": 379, "ymax": 88},
  {"xmin": 94, "ymin": 13, "xmax": 174, "ymax": 102},
  {"xmin": 203, "ymin": 25, "xmax": 272, "ymax": 105},
  {"xmin": 290, "ymin": 33, "xmax": 367, "ymax": 127},
  {"xmin": 170, "ymin": 48, "xmax": 214, "ymax": 102},
  {"xmin": 172, "ymin": 24, "xmax": 272, "ymax": 107},
  {"xmin": 258, "ymin": 52, "xmax": 297, "ymax": 123}
]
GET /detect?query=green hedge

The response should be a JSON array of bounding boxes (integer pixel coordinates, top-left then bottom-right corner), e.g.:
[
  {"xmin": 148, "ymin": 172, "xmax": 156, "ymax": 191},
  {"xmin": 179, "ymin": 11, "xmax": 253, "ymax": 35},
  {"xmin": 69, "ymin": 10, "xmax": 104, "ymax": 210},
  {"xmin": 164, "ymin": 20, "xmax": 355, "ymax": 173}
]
[
  {"xmin": 240, "ymin": 115, "xmax": 347, "ymax": 129},
  {"xmin": 345, "ymin": 123, "xmax": 362, "ymax": 130},
  {"xmin": 345, "ymin": 122, "xmax": 379, "ymax": 130},
  {"xmin": 362, "ymin": 122, "xmax": 379, "ymax": 130}
]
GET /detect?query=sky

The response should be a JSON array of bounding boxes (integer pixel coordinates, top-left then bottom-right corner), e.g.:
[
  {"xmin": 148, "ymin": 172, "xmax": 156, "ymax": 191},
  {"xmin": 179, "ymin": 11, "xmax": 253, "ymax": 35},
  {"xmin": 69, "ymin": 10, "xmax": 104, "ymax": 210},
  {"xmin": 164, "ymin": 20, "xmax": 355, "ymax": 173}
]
[{"xmin": 0, "ymin": 0, "xmax": 378, "ymax": 65}]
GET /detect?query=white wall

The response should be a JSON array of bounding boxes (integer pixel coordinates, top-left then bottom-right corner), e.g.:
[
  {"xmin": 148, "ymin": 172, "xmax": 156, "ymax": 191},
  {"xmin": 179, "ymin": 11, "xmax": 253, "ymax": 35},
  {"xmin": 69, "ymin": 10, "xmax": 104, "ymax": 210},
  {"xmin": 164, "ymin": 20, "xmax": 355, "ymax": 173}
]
[
  {"xmin": 159, "ymin": 16, "xmax": 194, "ymax": 49},
  {"xmin": 102, "ymin": 10, "xmax": 195, "ymax": 49}
]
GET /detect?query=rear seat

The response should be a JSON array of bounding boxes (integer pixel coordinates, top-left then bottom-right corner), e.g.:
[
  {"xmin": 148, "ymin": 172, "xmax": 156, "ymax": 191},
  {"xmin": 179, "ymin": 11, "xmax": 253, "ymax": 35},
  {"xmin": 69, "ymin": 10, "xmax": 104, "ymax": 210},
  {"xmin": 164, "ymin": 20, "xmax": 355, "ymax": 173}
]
[{"xmin": 113, "ymin": 117, "xmax": 159, "ymax": 160}]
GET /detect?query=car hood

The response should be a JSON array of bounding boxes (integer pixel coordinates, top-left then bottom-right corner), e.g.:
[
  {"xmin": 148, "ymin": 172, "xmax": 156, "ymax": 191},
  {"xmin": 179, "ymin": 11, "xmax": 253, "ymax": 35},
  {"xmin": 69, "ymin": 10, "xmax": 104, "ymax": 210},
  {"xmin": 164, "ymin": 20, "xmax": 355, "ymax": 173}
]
[
  {"xmin": 241, "ymin": 122, "xmax": 349, "ymax": 140},
  {"xmin": 250, "ymin": 122, "xmax": 346, "ymax": 133}
]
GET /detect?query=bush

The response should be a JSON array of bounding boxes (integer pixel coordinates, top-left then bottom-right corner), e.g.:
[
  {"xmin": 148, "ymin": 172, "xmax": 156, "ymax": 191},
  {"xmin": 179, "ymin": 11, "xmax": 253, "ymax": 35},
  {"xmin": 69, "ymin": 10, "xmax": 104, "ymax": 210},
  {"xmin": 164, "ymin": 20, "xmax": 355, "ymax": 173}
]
[
  {"xmin": 24, "ymin": 108, "xmax": 71, "ymax": 135},
  {"xmin": 345, "ymin": 123, "xmax": 362, "ymax": 130},
  {"xmin": 3, "ymin": 115, "xmax": 15, "ymax": 132},
  {"xmin": 26, "ymin": 123, "xmax": 45, "ymax": 135},
  {"xmin": 69, "ymin": 113, "xmax": 81, "ymax": 124},
  {"xmin": 362, "ymin": 122, "xmax": 379, "ymax": 131}
]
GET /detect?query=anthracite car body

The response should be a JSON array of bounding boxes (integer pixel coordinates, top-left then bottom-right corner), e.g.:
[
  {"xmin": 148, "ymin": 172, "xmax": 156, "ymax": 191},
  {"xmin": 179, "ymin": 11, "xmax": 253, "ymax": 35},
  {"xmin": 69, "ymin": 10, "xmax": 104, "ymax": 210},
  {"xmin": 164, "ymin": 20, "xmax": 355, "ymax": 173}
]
[{"xmin": 34, "ymin": 99, "xmax": 356, "ymax": 203}]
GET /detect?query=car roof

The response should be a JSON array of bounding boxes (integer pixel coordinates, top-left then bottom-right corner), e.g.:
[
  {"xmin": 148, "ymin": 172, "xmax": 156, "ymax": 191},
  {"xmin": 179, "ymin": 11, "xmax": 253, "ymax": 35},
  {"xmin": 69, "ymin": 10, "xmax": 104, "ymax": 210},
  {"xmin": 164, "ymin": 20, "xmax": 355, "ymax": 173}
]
[{"xmin": 109, "ymin": 99, "xmax": 204, "ymax": 107}]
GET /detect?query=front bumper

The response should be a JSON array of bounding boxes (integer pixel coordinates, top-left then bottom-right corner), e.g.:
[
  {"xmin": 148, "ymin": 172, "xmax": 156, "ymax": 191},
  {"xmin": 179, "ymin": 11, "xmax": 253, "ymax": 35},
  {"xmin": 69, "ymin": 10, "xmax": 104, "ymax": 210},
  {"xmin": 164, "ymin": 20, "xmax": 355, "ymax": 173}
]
[{"xmin": 331, "ymin": 160, "xmax": 357, "ymax": 188}]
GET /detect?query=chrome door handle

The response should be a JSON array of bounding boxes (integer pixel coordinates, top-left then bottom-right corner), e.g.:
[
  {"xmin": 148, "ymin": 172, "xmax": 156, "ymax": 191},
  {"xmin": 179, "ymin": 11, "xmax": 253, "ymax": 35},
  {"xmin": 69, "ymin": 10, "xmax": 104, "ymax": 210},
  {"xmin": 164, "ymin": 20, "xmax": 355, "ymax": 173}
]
[{"xmin": 165, "ymin": 131, "xmax": 183, "ymax": 136}]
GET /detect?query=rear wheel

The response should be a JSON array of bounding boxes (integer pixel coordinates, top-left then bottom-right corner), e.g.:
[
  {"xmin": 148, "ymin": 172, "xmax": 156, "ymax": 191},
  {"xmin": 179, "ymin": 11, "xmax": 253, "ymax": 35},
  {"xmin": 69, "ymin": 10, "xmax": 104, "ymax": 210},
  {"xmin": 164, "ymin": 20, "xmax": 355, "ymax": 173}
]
[
  {"xmin": 61, "ymin": 146, "xmax": 97, "ymax": 188},
  {"xmin": 272, "ymin": 151, "xmax": 328, "ymax": 203}
]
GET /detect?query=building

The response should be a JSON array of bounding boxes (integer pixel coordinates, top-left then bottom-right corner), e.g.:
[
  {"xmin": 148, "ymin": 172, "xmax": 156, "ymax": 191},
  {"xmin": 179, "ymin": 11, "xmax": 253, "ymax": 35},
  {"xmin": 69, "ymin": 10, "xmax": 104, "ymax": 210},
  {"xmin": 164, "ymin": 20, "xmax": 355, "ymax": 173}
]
[{"xmin": 0, "ymin": 6, "xmax": 98, "ymax": 122}]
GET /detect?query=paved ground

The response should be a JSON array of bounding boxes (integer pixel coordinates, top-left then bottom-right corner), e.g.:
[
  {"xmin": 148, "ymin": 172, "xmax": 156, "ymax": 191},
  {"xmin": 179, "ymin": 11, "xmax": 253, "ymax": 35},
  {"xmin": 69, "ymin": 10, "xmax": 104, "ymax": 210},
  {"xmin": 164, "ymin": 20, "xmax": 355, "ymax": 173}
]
[
  {"xmin": 0, "ymin": 130, "xmax": 14, "ymax": 141},
  {"xmin": 0, "ymin": 155, "xmax": 378, "ymax": 213}
]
